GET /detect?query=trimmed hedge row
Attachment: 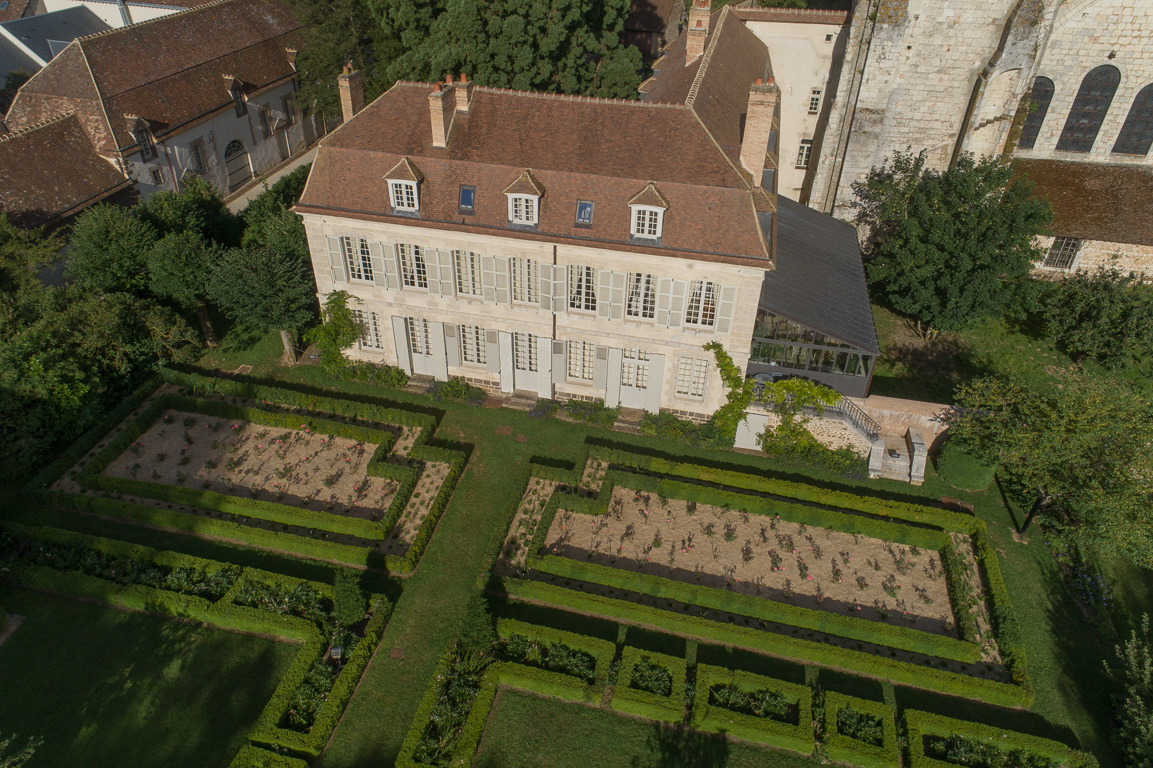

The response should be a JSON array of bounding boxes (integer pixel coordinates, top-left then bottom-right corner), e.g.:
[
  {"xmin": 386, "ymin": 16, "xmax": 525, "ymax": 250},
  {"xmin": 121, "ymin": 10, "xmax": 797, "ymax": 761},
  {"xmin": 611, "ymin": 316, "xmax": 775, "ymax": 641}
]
[
  {"xmin": 904, "ymin": 709, "xmax": 1098, "ymax": 768},
  {"xmin": 972, "ymin": 527, "xmax": 1029, "ymax": 689},
  {"xmin": 496, "ymin": 618, "xmax": 617, "ymax": 686},
  {"xmin": 395, "ymin": 650, "xmax": 454, "ymax": 768},
  {"xmin": 530, "ymin": 555, "xmax": 981, "ymax": 664},
  {"xmin": 23, "ymin": 376, "xmax": 160, "ymax": 499},
  {"xmin": 53, "ymin": 490, "xmax": 375, "ymax": 566},
  {"xmin": 384, "ymin": 445, "xmax": 466, "ymax": 574},
  {"xmin": 691, "ymin": 664, "xmax": 812, "ymax": 754},
  {"xmin": 476, "ymin": 467, "xmax": 536, "ymax": 589},
  {"xmin": 229, "ymin": 746, "xmax": 310, "ymax": 768},
  {"xmin": 939, "ymin": 539, "xmax": 979, "ymax": 643},
  {"xmin": 612, "ymin": 646, "xmax": 687, "ymax": 722},
  {"xmin": 596, "ymin": 448, "xmax": 979, "ymax": 533},
  {"xmin": 502, "ymin": 579, "xmax": 1031, "ymax": 708},
  {"xmin": 824, "ymin": 691, "xmax": 899, "ymax": 768}
]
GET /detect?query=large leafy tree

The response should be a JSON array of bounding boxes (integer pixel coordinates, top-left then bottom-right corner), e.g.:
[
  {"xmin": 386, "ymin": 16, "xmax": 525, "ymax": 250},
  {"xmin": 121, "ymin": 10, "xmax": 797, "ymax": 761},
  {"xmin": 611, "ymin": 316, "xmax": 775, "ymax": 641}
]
[
  {"xmin": 291, "ymin": 0, "xmax": 381, "ymax": 117},
  {"xmin": 212, "ymin": 209, "xmax": 318, "ymax": 362},
  {"xmin": 137, "ymin": 175, "xmax": 241, "ymax": 247},
  {"xmin": 1041, "ymin": 266, "xmax": 1153, "ymax": 370},
  {"xmin": 305, "ymin": 291, "xmax": 360, "ymax": 375},
  {"xmin": 0, "ymin": 214, "xmax": 61, "ymax": 295},
  {"xmin": 853, "ymin": 151, "xmax": 1051, "ymax": 338},
  {"xmin": 1106, "ymin": 614, "xmax": 1153, "ymax": 768},
  {"xmin": 949, "ymin": 372, "xmax": 1153, "ymax": 564},
  {"xmin": 66, "ymin": 204, "xmax": 157, "ymax": 294},
  {"xmin": 146, "ymin": 231, "xmax": 220, "ymax": 345}
]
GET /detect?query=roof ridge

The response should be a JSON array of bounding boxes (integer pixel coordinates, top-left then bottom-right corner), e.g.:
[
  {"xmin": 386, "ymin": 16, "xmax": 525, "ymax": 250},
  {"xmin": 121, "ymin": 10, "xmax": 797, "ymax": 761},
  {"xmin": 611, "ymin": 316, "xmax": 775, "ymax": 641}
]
[
  {"xmin": 75, "ymin": 0, "xmax": 237, "ymax": 43},
  {"xmin": 684, "ymin": 5, "xmax": 730, "ymax": 108},
  {"xmin": 0, "ymin": 110, "xmax": 77, "ymax": 143},
  {"xmin": 392, "ymin": 79, "xmax": 687, "ymax": 109}
]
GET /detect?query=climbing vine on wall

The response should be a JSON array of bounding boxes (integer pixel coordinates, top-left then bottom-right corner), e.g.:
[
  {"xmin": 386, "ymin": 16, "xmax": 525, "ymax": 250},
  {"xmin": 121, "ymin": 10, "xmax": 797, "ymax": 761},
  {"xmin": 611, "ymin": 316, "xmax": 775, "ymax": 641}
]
[{"xmin": 704, "ymin": 342, "xmax": 754, "ymax": 440}]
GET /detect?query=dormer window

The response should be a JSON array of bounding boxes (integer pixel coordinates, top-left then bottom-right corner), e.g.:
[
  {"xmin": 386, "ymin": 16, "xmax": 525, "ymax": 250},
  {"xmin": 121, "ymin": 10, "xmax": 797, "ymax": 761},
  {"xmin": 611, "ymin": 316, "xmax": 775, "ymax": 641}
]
[
  {"xmin": 503, "ymin": 169, "xmax": 544, "ymax": 227},
  {"xmin": 389, "ymin": 180, "xmax": 419, "ymax": 213},
  {"xmin": 627, "ymin": 182, "xmax": 669, "ymax": 242},
  {"xmin": 508, "ymin": 194, "xmax": 538, "ymax": 226},
  {"xmin": 384, "ymin": 157, "xmax": 424, "ymax": 216},
  {"xmin": 630, "ymin": 206, "xmax": 663, "ymax": 239},
  {"xmin": 134, "ymin": 126, "xmax": 156, "ymax": 161},
  {"xmin": 232, "ymin": 87, "xmax": 246, "ymax": 117}
]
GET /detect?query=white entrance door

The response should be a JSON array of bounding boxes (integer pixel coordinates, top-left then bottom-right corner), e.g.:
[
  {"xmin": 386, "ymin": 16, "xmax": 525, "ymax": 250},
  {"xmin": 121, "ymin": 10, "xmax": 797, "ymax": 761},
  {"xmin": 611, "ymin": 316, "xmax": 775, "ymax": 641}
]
[
  {"xmin": 611, "ymin": 349, "xmax": 664, "ymax": 413},
  {"xmin": 224, "ymin": 140, "xmax": 252, "ymax": 191},
  {"xmin": 512, "ymin": 332, "xmax": 539, "ymax": 392},
  {"xmin": 618, "ymin": 348, "xmax": 651, "ymax": 409},
  {"xmin": 392, "ymin": 317, "xmax": 448, "ymax": 380}
]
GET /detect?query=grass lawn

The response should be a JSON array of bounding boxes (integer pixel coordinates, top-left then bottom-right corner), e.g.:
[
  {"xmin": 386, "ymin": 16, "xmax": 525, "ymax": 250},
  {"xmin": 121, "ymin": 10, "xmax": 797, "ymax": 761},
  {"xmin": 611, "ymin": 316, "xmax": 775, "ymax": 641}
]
[
  {"xmin": 474, "ymin": 689, "xmax": 822, "ymax": 768},
  {"xmin": 0, "ymin": 589, "xmax": 297, "ymax": 768}
]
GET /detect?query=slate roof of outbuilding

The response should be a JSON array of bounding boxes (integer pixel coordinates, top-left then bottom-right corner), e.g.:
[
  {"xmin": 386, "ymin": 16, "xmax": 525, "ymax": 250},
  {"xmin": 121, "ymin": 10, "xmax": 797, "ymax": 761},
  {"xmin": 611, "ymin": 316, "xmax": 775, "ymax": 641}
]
[
  {"xmin": 298, "ymin": 81, "xmax": 775, "ymax": 265},
  {"xmin": 1, "ymin": 6, "xmax": 109, "ymax": 64},
  {"xmin": 0, "ymin": 111, "xmax": 130, "ymax": 227},
  {"xmin": 5, "ymin": 0, "xmax": 303, "ymax": 152},
  {"xmin": 1014, "ymin": 159, "xmax": 1153, "ymax": 248},
  {"xmin": 0, "ymin": 27, "xmax": 37, "ymax": 80},
  {"xmin": 760, "ymin": 196, "xmax": 879, "ymax": 353}
]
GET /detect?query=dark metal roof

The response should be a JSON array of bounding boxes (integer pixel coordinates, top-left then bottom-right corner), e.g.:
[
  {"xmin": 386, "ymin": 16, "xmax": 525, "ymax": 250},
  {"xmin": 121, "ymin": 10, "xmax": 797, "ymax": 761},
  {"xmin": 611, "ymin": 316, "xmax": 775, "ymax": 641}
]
[
  {"xmin": 759, "ymin": 196, "xmax": 880, "ymax": 354},
  {"xmin": 1, "ymin": 6, "xmax": 109, "ymax": 64},
  {"xmin": 0, "ymin": 28, "xmax": 37, "ymax": 82}
]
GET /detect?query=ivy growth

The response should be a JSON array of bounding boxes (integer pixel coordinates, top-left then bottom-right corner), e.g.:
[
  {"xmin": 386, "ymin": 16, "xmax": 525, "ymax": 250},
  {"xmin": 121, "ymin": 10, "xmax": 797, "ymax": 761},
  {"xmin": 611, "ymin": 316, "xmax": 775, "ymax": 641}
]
[
  {"xmin": 305, "ymin": 290, "xmax": 361, "ymax": 375},
  {"xmin": 704, "ymin": 341, "xmax": 754, "ymax": 441}
]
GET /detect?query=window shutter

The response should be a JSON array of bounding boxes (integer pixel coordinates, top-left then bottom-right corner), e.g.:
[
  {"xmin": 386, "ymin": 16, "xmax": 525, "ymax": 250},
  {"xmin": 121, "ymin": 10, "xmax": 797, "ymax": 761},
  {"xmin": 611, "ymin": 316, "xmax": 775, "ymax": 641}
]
[
  {"xmin": 715, "ymin": 285, "xmax": 738, "ymax": 334},
  {"xmin": 425, "ymin": 249, "xmax": 443, "ymax": 297},
  {"xmin": 498, "ymin": 332, "xmax": 514, "ymax": 393},
  {"xmin": 538, "ymin": 264, "xmax": 554, "ymax": 312},
  {"xmin": 391, "ymin": 316, "xmax": 412, "ymax": 374},
  {"xmin": 552, "ymin": 265, "xmax": 567, "ymax": 315},
  {"xmin": 655, "ymin": 277, "xmax": 672, "ymax": 325},
  {"xmin": 552, "ymin": 340, "xmax": 566, "ymax": 384},
  {"xmin": 436, "ymin": 249, "xmax": 455, "ymax": 298},
  {"xmin": 604, "ymin": 347, "xmax": 623, "ymax": 407},
  {"xmin": 494, "ymin": 257, "xmax": 510, "ymax": 304},
  {"xmin": 444, "ymin": 323, "xmax": 461, "ymax": 367},
  {"xmin": 428, "ymin": 321, "xmax": 449, "ymax": 381},
  {"xmin": 668, "ymin": 280, "xmax": 687, "ymax": 328},
  {"xmin": 382, "ymin": 244, "xmax": 400, "ymax": 290},
  {"xmin": 610, "ymin": 272, "xmax": 627, "ymax": 321},
  {"xmin": 369, "ymin": 242, "xmax": 388, "ymax": 289},
  {"xmin": 326, "ymin": 235, "xmax": 347, "ymax": 285},
  {"xmin": 644, "ymin": 354, "xmax": 665, "ymax": 414},
  {"xmin": 593, "ymin": 345, "xmax": 609, "ymax": 388},
  {"xmin": 536, "ymin": 335, "xmax": 553, "ymax": 398},
  {"xmin": 596, "ymin": 270, "xmax": 613, "ymax": 319},
  {"xmin": 481, "ymin": 255, "xmax": 497, "ymax": 303},
  {"xmin": 486, "ymin": 329, "xmax": 501, "ymax": 373}
]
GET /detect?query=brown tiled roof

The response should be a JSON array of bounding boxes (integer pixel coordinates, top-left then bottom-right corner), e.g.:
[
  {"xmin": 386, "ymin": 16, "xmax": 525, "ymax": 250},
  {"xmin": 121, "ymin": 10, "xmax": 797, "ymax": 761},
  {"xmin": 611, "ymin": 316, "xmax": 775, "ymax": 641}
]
[
  {"xmin": 298, "ymin": 82, "xmax": 773, "ymax": 265},
  {"xmin": 385, "ymin": 156, "xmax": 424, "ymax": 182},
  {"xmin": 6, "ymin": 0, "xmax": 303, "ymax": 152},
  {"xmin": 729, "ymin": 7, "xmax": 848, "ymax": 25},
  {"xmin": 1014, "ymin": 159, "xmax": 1153, "ymax": 247},
  {"xmin": 626, "ymin": 0, "xmax": 681, "ymax": 34},
  {"xmin": 503, "ymin": 168, "xmax": 544, "ymax": 196},
  {"xmin": 0, "ymin": 112, "xmax": 130, "ymax": 227},
  {"xmin": 641, "ymin": 7, "xmax": 771, "ymax": 162},
  {"xmin": 628, "ymin": 182, "xmax": 669, "ymax": 209},
  {"xmin": 0, "ymin": 0, "xmax": 30, "ymax": 23}
]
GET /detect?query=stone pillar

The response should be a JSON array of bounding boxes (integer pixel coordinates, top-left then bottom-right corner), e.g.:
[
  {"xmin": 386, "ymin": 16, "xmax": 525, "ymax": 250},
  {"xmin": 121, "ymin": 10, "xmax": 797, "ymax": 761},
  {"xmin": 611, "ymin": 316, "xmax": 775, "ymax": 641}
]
[
  {"xmin": 867, "ymin": 437, "xmax": 885, "ymax": 480},
  {"xmin": 908, "ymin": 428, "xmax": 926, "ymax": 486}
]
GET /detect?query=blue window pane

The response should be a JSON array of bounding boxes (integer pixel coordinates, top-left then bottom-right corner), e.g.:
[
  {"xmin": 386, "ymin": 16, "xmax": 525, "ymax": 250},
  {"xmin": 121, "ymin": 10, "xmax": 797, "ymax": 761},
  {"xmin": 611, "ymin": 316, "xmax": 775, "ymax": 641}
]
[
  {"xmin": 459, "ymin": 186, "xmax": 475, "ymax": 210},
  {"xmin": 576, "ymin": 201, "xmax": 594, "ymax": 224}
]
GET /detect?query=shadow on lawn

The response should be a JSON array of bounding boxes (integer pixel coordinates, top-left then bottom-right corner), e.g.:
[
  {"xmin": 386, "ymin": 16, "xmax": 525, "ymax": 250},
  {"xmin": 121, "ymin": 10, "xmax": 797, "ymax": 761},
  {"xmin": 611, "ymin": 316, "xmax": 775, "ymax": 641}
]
[{"xmin": 630, "ymin": 723, "xmax": 729, "ymax": 768}]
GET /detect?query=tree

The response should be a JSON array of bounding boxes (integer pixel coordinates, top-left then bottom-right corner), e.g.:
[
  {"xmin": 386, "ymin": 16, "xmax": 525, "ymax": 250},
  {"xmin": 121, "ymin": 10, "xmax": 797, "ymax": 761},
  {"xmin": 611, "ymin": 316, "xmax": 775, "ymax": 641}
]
[
  {"xmin": 0, "ymin": 70, "xmax": 31, "ymax": 114},
  {"xmin": 1106, "ymin": 614, "xmax": 1153, "ymax": 768},
  {"xmin": 949, "ymin": 372, "xmax": 1153, "ymax": 563},
  {"xmin": 0, "ymin": 731, "xmax": 39, "ymax": 768},
  {"xmin": 66, "ymin": 204, "xmax": 157, "ymax": 294},
  {"xmin": 1041, "ymin": 265, "xmax": 1153, "ymax": 370},
  {"xmin": 291, "ymin": 0, "xmax": 381, "ymax": 117},
  {"xmin": 853, "ymin": 151, "xmax": 1051, "ymax": 338},
  {"xmin": 239, "ymin": 163, "xmax": 313, "ymax": 242},
  {"xmin": 305, "ymin": 291, "xmax": 360, "ymax": 374},
  {"xmin": 137, "ymin": 175, "xmax": 241, "ymax": 247},
  {"xmin": 0, "ymin": 214, "xmax": 61, "ymax": 295},
  {"xmin": 146, "ymin": 231, "xmax": 220, "ymax": 344}
]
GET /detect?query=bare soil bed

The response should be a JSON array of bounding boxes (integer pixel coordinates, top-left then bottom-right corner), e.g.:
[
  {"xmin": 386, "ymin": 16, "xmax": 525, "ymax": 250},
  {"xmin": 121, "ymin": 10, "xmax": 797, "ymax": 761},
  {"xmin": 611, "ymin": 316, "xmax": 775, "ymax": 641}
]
[
  {"xmin": 105, "ymin": 409, "xmax": 400, "ymax": 522},
  {"xmin": 544, "ymin": 486, "xmax": 956, "ymax": 635}
]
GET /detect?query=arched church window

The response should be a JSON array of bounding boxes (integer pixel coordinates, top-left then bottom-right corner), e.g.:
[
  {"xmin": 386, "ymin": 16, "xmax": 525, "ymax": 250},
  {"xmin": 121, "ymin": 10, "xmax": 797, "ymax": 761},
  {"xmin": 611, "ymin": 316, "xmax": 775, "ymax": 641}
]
[
  {"xmin": 1017, "ymin": 76, "xmax": 1053, "ymax": 150},
  {"xmin": 1112, "ymin": 83, "xmax": 1153, "ymax": 156},
  {"xmin": 1056, "ymin": 65, "xmax": 1121, "ymax": 153}
]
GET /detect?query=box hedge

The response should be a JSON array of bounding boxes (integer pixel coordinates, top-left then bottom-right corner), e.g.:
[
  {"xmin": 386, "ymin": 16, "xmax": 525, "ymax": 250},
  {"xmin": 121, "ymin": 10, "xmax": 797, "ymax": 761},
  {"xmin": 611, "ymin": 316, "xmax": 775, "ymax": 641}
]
[
  {"xmin": 904, "ymin": 709, "xmax": 1098, "ymax": 768},
  {"xmin": 529, "ymin": 555, "xmax": 981, "ymax": 664},
  {"xmin": 502, "ymin": 579, "xmax": 1031, "ymax": 708},
  {"xmin": 692, "ymin": 664, "xmax": 813, "ymax": 754},
  {"xmin": 612, "ymin": 646, "xmax": 687, "ymax": 722},
  {"xmin": 824, "ymin": 690, "xmax": 899, "ymax": 768},
  {"xmin": 496, "ymin": 618, "xmax": 617, "ymax": 687},
  {"xmin": 228, "ymin": 746, "xmax": 310, "ymax": 768}
]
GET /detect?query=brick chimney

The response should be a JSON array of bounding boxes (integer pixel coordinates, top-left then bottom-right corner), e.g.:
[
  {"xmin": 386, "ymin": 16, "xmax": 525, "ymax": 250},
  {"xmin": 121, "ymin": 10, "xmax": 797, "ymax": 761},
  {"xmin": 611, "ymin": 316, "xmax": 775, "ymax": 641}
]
[
  {"xmin": 740, "ymin": 77, "xmax": 779, "ymax": 187},
  {"xmin": 428, "ymin": 78, "xmax": 456, "ymax": 148},
  {"xmin": 686, "ymin": 0, "xmax": 711, "ymax": 60},
  {"xmin": 454, "ymin": 73, "xmax": 473, "ymax": 113},
  {"xmin": 338, "ymin": 62, "xmax": 364, "ymax": 123}
]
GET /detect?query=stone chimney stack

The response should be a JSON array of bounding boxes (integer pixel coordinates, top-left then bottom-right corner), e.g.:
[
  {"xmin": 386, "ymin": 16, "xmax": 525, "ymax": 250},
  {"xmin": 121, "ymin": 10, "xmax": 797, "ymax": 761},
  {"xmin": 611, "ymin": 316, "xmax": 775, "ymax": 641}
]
[
  {"xmin": 740, "ymin": 77, "xmax": 779, "ymax": 187},
  {"xmin": 685, "ymin": 0, "xmax": 711, "ymax": 60},
  {"xmin": 454, "ymin": 73, "xmax": 473, "ymax": 113},
  {"xmin": 428, "ymin": 80, "xmax": 456, "ymax": 148},
  {"xmin": 337, "ymin": 62, "xmax": 364, "ymax": 123}
]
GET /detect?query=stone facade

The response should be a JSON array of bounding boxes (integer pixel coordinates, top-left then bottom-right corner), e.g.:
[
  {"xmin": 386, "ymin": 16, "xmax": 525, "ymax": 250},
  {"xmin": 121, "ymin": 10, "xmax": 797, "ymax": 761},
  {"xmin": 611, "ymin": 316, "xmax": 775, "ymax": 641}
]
[
  {"xmin": 1035, "ymin": 235, "xmax": 1153, "ymax": 276},
  {"xmin": 733, "ymin": 407, "xmax": 873, "ymax": 456}
]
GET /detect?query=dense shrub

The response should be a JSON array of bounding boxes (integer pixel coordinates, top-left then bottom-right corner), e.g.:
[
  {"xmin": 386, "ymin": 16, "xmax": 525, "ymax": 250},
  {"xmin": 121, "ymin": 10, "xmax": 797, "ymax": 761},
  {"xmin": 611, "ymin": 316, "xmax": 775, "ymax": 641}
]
[
  {"xmin": 333, "ymin": 569, "xmax": 366, "ymax": 628},
  {"xmin": 561, "ymin": 398, "xmax": 619, "ymax": 428},
  {"xmin": 341, "ymin": 361, "xmax": 410, "ymax": 390},
  {"xmin": 759, "ymin": 426, "xmax": 868, "ymax": 479},
  {"xmin": 630, "ymin": 656, "xmax": 673, "ymax": 697},
  {"xmin": 500, "ymin": 636, "xmax": 597, "ymax": 683},
  {"xmin": 935, "ymin": 440, "xmax": 996, "ymax": 490},
  {"xmin": 231, "ymin": 578, "xmax": 330, "ymax": 624},
  {"xmin": 639, "ymin": 412, "xmax": 729, "ymax": 449},
  {"xmin": 528, "ymin": 398, "xmax": 560, "ymax": 418},
  {"xmin": 837, "ymin": 705, "xmax": 885, "ymax": 747},
  {"xmin": 430, "ymin": 377, "xmax": 487, "ymax": 404},
  {"xmin": 924, "ymin": 734, "xmax": 1057, "ymax": 768},
  {"xmin": 710, "ymin": 684, "xmax": 791, "ymax": 722},
  {"xmin": 283, "ymin": 659, "xmax": 340, "ymax": 731}
]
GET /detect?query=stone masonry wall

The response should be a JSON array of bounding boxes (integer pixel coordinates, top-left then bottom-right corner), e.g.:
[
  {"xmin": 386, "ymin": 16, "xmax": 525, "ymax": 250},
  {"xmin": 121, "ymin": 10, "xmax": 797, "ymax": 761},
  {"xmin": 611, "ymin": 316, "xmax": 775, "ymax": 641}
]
[{"xmin": 1035, "ymin": 235, "xmax": 1153, "ymax": 276}]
